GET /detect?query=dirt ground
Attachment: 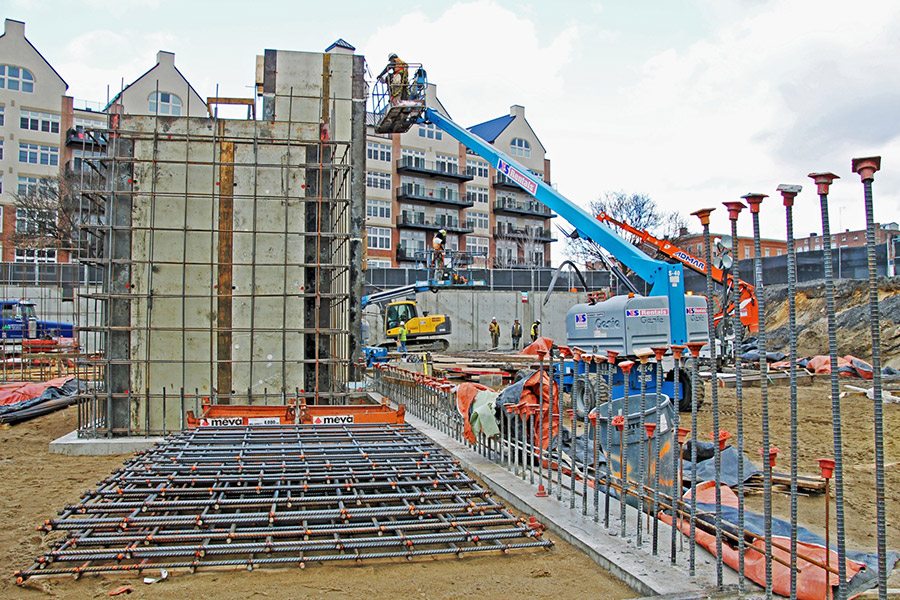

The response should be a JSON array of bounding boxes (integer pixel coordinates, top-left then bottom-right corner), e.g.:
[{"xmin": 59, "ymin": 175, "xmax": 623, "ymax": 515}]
[
  {"xmin": 0, "ymin": 408, "xmax": 634, "ymax": 600},
  {"xmin": 696, "ymin": 376, "xmax": 900, "ymax": 585}
]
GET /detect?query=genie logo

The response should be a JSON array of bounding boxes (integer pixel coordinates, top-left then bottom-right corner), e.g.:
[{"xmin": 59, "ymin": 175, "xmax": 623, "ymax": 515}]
[{"xmin": 673, "ymin": 251, "xmax": 705, "ymax": 270}]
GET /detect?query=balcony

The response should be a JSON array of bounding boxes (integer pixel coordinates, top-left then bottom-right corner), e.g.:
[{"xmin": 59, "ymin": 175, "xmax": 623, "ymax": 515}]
[
  {"xmin": 396, "ymin": 183, "xmax": 474, "ymax": 208},
  {"xmin": 396, "ymin": 246, "xmax": 424, "ymax": 262},
  {"xmin": 398, "ymin": 211, "xmax": 473, "ymax": 233},
  {"xmin": 494, "ymin": 198, "xmax": 554, "ymax": 218},
  {"xmin": 494, "ymin": 223, "xmax": 556, "ymax": 242},
  {"xmin": 396, "ymin": 156, "xmax": 473, "ymax": 182},
  {"xmin": 65, "ymin": 126, "xmax": 107, "ymax": 151},
  {"xmin": 493, "ymin": 172, "xmax": 524, "ymax": 191}
]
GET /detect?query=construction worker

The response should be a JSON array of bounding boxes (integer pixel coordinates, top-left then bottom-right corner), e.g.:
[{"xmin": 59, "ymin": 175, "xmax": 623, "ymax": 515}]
[
  {"xmin": 432, "ymin": 229, "xmax": 447, "ymax": 271},
  {"xmin": 378, "ymin": 53, "xmax": 408, "ymax": 105},
  {"xmin": 397, "ymin": 321, "xmax": 408, "ymax": 354},
  {"xmin": 489, "ymin": 317, "xmax": 500, "ymax": 349},
  {"xmin": 530, "ymin": 319, "xmax": 541, "ymax": 342},
  {"xmin": 511, "ymin": 318, "xmax": 522, "ymax": 350}
]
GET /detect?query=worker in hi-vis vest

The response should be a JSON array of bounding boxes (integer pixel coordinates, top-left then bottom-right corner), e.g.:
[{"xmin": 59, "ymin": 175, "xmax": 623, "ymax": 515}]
[{"xmin": 530, "ymin": 320, "xmax": 540, "ymax": 342}]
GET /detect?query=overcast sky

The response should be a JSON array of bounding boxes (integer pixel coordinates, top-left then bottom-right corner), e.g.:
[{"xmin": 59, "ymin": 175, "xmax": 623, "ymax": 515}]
[{"xmin": 8, "ymin": 0, "xmax": 900, "ymax": 252}]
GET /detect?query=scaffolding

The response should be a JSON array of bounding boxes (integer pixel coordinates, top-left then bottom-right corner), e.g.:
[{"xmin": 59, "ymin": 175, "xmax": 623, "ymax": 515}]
[{"xmin": 73, "ymin": 51, "xmax": 366, "ymax": 437}]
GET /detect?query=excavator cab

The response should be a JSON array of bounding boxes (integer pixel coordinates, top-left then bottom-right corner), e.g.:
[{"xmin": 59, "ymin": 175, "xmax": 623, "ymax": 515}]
[
  {"xmin": 372, "ymin": 62, "xmax": 427, "ymax": 134},
  {"xmin": 384, "ymin": 300, "xmax": 452, "ymax": 350}
]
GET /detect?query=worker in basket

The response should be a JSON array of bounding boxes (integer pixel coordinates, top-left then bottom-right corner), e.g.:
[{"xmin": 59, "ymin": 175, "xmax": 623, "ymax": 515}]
[
  {"xmin": 378, "ymin": 53, "xmax": 408, "ymax": 105},
  {"xmin": 432, "ymin": 229, "xmax": 447, "ymax": 272}
]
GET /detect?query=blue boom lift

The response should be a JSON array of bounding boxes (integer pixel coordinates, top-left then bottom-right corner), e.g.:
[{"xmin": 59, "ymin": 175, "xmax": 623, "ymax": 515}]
[{"xmin": 372, "ymin": 64, "xmax": 708, "ymax": 409}]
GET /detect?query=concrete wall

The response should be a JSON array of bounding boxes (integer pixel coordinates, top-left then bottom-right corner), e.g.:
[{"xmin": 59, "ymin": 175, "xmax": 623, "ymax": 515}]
[{"xmin": 415, "ymin": 290, "xmax": 582, "ymax": 351}]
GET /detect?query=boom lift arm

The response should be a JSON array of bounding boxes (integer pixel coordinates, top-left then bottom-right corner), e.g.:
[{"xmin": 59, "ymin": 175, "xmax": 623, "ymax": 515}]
[{"xmin": 419, "ymin": 107, "xmax": 691, "ymax": 343}]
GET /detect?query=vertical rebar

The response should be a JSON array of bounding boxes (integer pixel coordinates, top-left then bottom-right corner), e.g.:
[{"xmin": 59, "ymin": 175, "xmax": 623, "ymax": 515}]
[
  {"xmin": 851, "ymin": 156, "xmax": 887, "ymax": 600},
  {"xmin": 651, "ymin": 347, "xmax": 666, "ymax": 556},
  {"xmin": 724, "ymin": 200, "xmax": 748, "ymax": 592},
  {"xmin": 605, "ymin": 351, "xmax": 618, "ymax": 528},
  {"xmin": 744, "ymin": 193, "xmax": 774, "ymax": 599},
  {"xmin": 635, "ymin": 353, "xmax": 651, "ymax": 548},
  {"xmin": 808, "ymin": 172, "xmax": 848, "ymax": 600},
  {"xmin": 619, "ymin": 361, "xmax": 635, "ymax": 538},
  {"xmin": 670, "ymin": 344, "xmax": 685, "ymax": 564},
  {"xmin": 692, "ymin": 207, "xmax": 723, "ymax": 588},
  {"xmin": 775, "ymin": 186, "xmax": 801, "ymax": 600},
  {"xmin": 686, "ymin": 341, "xmax": 705, "ymax": 576}
]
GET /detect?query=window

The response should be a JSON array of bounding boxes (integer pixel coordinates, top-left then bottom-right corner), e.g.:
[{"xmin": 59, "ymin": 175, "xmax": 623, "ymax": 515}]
[
  {"xmin": 496, "ymin": 239, "xmax": 517, "ymax": 264},
  {"xmin": 20, "ymin": 110, "xmax": 60, "ymax": 134},
  {"xmin": 73, "ymin": 149, "xmax": 105, "ymax": 171},
  {"xmin": 466, "ymin": 236, "xmax": 489, "ymax": 256},
  {"xmin": 366, "ymin": 199, "xmax": 391, "ymax": 220},
  {"xmin": 14, "ymin": 248, "xmax": 56, "ymax": 263},
  {"xmin": 366, "ymin": 142, "xmax": 391, "ymax": 162},
  {"xmin": 17, "ymin": 207, "xmax": 57, "ymax": 235},
  {"xmin": 466, "ymin": 210, "xmax": 489, "ymax": 231},
  {"xmin": 17, "ymin": 176, "xmax": 56, "ymax": 197},
  {"xmin": 466, "ymin": 160, "xmax": 489, "ymax": 178},
  {"xmin": 510, "ymin": 138, "xmax": 531, "ymax": 158},
  {"xmin": 777, "ymin": 249, "xmax": 783, "ymax": 256},
  {"xmin": 466, "ymin": 185, "xmax": 488, "ymax": 205},
  {"xmin": 400, "ymin": 230, "xmax": 426, "ymax": 253},
  {"xmin": 0, "ymin": 173, "xmax": 2, "ymax": 194},
  {"xmin": 19, "ymin": 143, "xmax": 59, "ymax": 166},
  {"xmin": 435, "ymin": 153, "xmax": 458, "ymax": 173},
  {"xmin": 0, "ymin": 105, "xmax": 4, "ymax": 126},
  {"xmin": 417, "ymin": 123, "xmax": 442, "ymax": 140},
  {"xmin": 0, "ymin": 139, "xmax": 3, "ymax": 160},
  {"xmin": 366, "ymin": 171, "xmax": 391, "ymax": 190},
  {"xmin": 366, "ymin": 226, "xmax": 391, "ymax": 250},
  {"xmin": 367, "ymin": 259, "xmax": 391, "ymax": 269},
  {"xmin": 764, "ymin": 248, "xmax": 770, "ymax": 257},
  {"xmin": 0, "ymin": 65, "xmax": 35, "ymax": 93},
  {"xmin": 148, "ymin": 92, "xmax": 182, "ymax": 116},
  {"xmin": 74, "ymin": 116, "xmax": 105, "ymax": 130}
]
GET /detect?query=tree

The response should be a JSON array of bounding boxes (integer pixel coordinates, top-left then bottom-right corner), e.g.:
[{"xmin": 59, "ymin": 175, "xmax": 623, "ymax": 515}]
[
  {"xmin": 13, "ymin": 172, "xmax": 104, "ymax": 259},
  {"xmin": 565, "ymin": 191, "xmax": 688, "ymax": 271}
]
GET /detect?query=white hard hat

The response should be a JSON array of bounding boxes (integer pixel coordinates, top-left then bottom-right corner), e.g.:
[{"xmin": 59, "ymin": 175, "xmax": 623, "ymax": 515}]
[{"xmin": 388, "ymin": 53, "xmax": 398, "ymax": 60}]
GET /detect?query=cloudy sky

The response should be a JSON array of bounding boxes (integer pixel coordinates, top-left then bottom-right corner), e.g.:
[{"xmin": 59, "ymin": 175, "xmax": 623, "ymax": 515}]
[{"xmin": 8, "ymin": 0, "xmax": 900, "ymax": 253}]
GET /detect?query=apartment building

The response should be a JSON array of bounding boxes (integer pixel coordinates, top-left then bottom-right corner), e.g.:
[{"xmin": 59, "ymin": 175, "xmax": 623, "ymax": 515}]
[
  {"xmin": 0, "ymin": 18, "xmax": 70, "ymax": 263},
  {"xmin": 674, "ymin": 232, "xmax": 787, "ymax": 261},
  {"xmin": 365, "ymin": 85, "xmax": 555, "ymax": 269},
  {"xmin": 796, "ymin": 222, "xmax": 899, "ymax": 252},
  {"xmin": 0, "ymin": 18, "xmax": 205, "ymax": 265}
]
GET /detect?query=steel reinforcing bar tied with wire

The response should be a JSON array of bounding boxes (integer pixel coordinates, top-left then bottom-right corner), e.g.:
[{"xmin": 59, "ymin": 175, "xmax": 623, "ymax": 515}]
[{"xmin": 17, "ymin": 423, "xmax": 552, "ymax": 582}]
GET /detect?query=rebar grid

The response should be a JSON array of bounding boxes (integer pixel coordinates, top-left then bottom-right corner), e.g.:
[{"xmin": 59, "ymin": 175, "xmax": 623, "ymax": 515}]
[{"xmin": 18, "ymin": 423, "xmax": 552, "ymax": 582}]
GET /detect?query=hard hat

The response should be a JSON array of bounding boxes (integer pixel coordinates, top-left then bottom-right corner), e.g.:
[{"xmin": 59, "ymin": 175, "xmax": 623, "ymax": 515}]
[
  {"xmin": 440, "ymin": 229, "xmax": 447, "ymax": 235},
  {"xmin": 492, "ymin": 317, "xmax": 497, "ymax": 321},
  {"xmin": 536, "ymin": 320, "xmax": 541, "ymax": 324},
  {"xmin": 388, "ymin": 53, "xmax": 398, "ymax": 60},
  {"xmin": 514, "ymin": 318, "xmax": 519, "ymax": 321}
]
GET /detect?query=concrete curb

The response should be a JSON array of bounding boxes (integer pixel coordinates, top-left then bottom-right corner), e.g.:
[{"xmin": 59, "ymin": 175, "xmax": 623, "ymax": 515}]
[
  {"xmin": 398, "ymin": 406, "xmax": 714, "ymax": 598},
  {"xmin": 49, "ymin": 429, "xmax": 164, "ymax": 455}
]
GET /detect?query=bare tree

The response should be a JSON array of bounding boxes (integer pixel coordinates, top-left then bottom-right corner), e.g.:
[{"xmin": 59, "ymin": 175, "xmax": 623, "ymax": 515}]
[
  {"xmin": 565, "ymin": 191, "xmax": 688, "ymax": 270},
  {"xmin": 12, "ymin": 172, "xmax": 102, "ymax": 258}
]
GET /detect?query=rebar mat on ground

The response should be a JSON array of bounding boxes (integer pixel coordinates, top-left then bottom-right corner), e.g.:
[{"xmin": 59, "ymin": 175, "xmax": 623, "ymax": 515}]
[{"xmin": 17, "ymin": 424, "xmax": 552, "ymax": 582}]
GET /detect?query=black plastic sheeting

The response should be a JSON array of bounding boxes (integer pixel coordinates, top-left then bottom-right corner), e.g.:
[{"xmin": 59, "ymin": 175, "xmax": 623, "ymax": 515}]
[
  {"xmin": 681, "ymin": 441, "xmax": 760, "ymax": 489},
  {"xmin": 0, "ymin": 379, "xmax": 82, "ymax": 425}
]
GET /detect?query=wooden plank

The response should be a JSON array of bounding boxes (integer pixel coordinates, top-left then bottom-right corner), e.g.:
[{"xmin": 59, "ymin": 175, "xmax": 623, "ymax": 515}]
[{"xmin": 216, "ymin": 122, "xmax": 234, "ymax": 400}]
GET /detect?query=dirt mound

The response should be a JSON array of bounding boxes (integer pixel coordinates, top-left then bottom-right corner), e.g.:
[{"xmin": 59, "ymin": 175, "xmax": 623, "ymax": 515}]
[{"xmin": 763, "ymin": 278, "xmax": 900, "ymax": 367}]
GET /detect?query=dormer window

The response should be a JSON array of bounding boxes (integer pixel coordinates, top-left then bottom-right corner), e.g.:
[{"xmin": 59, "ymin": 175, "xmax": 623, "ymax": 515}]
[
  {"xmin": 148, "ymin": 92, "xmax": 182, "ymax": 116},
  {"xmin": 0, "ymin": 65, "xmax": 35, "ymax": 93},
  {"xmin": 510, "ymin": 138, "xmax": 530, "ymax": 158}
]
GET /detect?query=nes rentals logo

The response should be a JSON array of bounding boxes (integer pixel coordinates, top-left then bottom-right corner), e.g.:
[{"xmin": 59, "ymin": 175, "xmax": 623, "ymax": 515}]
[
  {"xmin": 673, "ymin": 251, "xmax": 705, "ymax": 270},
  {"xmin": 497, "ymin": 158, "xmax": 538, "ymax": 195}
]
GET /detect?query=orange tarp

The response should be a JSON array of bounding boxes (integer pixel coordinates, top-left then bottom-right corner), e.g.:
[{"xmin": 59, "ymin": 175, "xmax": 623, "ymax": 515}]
[
  {"xmin": 519, "ymin": 337, "xmax": 554, "ymax": 356},
  {"xmin": 0, "ymin": 376, "xmax": 74, "ymax": 407},
  {"xmin": 662, "ymin": 482, "xmax": 864, "ymax": 600},
  {"xmin": 455, "ymin": 382, "xmax": 492, "ymax": 444}
]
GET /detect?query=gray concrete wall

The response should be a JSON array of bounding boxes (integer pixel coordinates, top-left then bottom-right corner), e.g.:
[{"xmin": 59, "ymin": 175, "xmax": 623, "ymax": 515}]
[{"xmin": 416, "ymin": 290, "xmax": 581, "ymax": 351}]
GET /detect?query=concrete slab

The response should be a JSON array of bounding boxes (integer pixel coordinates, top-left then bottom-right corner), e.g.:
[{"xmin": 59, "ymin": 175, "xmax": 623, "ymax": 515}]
[
  {"xmin": 49, "ymin": 430, "xmax": 164, "ymax": 456},
  {"xmin": 375, "ymin": 392, "xmax": 758, "ymax": 598}
]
